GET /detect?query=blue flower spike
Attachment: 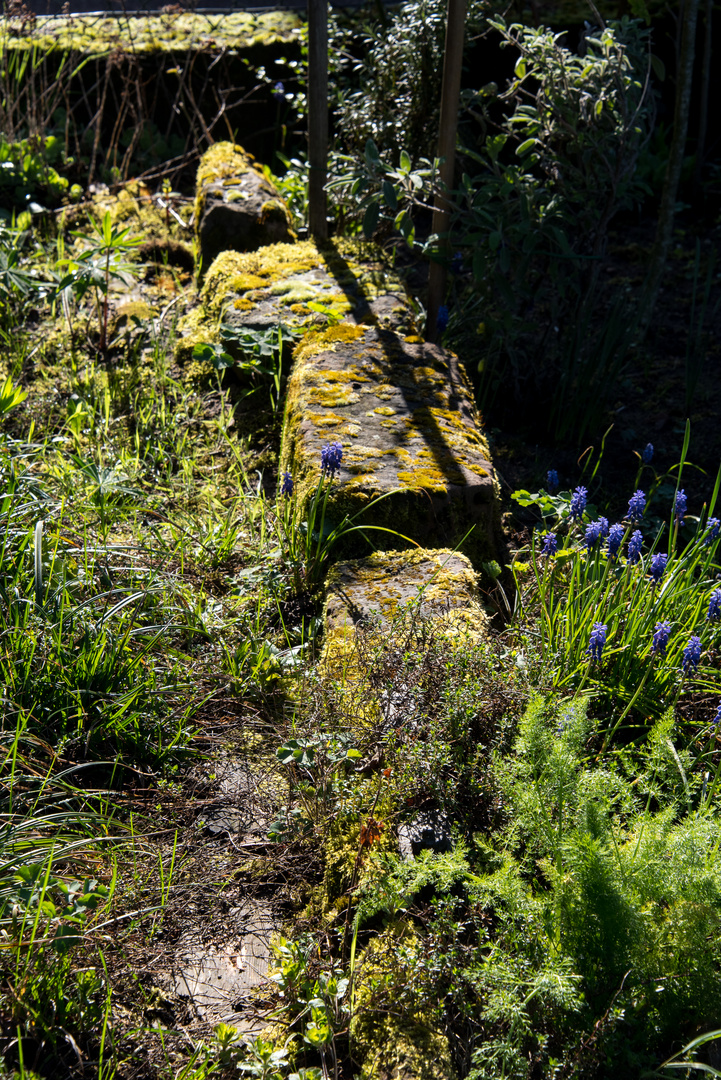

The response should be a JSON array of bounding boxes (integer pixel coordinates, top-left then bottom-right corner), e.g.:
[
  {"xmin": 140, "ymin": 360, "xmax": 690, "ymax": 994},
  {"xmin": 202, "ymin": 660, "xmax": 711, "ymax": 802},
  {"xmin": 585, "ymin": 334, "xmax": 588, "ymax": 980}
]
[
  {"xmin": 681, "ymin": 635, "xmax": 702, "ymax": 675},
  {"xmin": 321, "ymin": 441, "xmax": 343, "ymax": 477},
  {"xmin": 705, "ymin": 518, "xmax": 721, "ymax": 546},
  {"xmin": 651, "ymin": 620, "xmax": 671, "ymax": 658},
  {"xmin": 272, "ymin": 81, "xmax": 285, "ymax": 98},
  {"xmin": 642, "ymin": 443, "xmax": 654, "ymax": 465},
  {"xmin": 607, "ymin": 523, "xmax": 625, "ymax": 559},
  {"xmin": 627, "ymin": 490, "xmax": 646, "ymax": 523},
  {"xmin": 584, "ymin": 520, "xmax": 602, "ymax": 552},
  {"xmin": 280, "ymin": 471, "xmax": 293, "ymax": 497},
  {"xmin": 541, "ymin": 532, "xmax": 558, "ymax": 557},
  {"xmin": 707, "ymin": 589, "xmax": 721, "ymax": 622},
  {"xmin": 627, "ymin": 530, "xmax": 643, "ymax": 565},
  {"xmin": 649, "ymin": 552, "xmax": 667, "ymax": 584},
  {"xmin": 547, "ymin": 469, "xmax": 559, "ymax": 494},
  {"xmin": 570, "ymin": 486, "xmax": 587, "ymax": 522},
  {"xmin": 675, "ymin": 489, "xmax": 687, "ymax": 527},
  {"xmin": 713, "ymin": 702, "xmax": 721, "ymax": 729},
  {"xmin": 586, "ymin": 622, "xmax": 607, "ymax": 663}
]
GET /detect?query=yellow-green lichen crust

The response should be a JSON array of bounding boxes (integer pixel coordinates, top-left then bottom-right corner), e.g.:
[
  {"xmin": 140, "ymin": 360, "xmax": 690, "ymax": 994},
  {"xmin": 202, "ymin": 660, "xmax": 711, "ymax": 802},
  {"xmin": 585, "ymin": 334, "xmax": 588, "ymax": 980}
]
[
  {"xmin": 323, "ymin": 547, "xmax": 481, "ymax": 631},
  {"xmin": 281, "ymin": 327, "xmax": 500, "ymax": 566},
  {"xmin": 1, "ymin": 11, "xmax": 302, "ymax": 54}
]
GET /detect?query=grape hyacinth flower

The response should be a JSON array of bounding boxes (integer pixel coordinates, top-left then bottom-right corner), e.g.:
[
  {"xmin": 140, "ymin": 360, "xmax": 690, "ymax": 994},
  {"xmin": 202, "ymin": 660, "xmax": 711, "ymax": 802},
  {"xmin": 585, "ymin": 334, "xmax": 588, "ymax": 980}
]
[
  {"xmin": 584, "ymin": 520, "xmax": 602, "ymax": 552},
  {"xmin": 713, "ymin": 702, "xmax": 721, "ymax": 729},
  {"xmin": 280, "ymin": 471, "xmax": 293, "ymax": 497},
  {"xmin": 547, "ymin": 469, "xmax": 559, "ymax": 494},
  {"xmin": 586, "ymin": 622, "xmax": 607, "ymax": 662},
  {"xmin": 272, "ymin": 81, "xmax": 285, "ymax": 98},
  {"xmin": 627, "ymin": 489, "xmax": 646, "ymax": 523},
  {"xmin": 649, "ymin": 552, "xmax": 667, "ymax": 583},
  {"xmin": 708, "ymin": 589, "xmax": 721, "ymax": 621},
  {"xmin": 642, "ymin": 443, "xmax": 654, "ymax": 465},
  {"xmin": 570, "ymin": 486, "xmax": 587, "ymax": 522},
  {"xmin": 681, "ymin": 635, "xmax": 702, "ymax": 674},
  {"xmin": 627, "ymin": 530, "xmax": 643, "ymax": 564},
  {"xmin": 321, "ymin": 441, "xmax": 343, "ymax": 477},
  {"xmin": 705, "ymin": 518, "xmax": 720, "ymax": 545},
  {"xmin": 436, "ymin": 305, "xmax": 450, "ymax": 332},
  {"xmin": 597, "ymin": 517, "xmax": 609, "ymax": 537},
  {"xmin": 651, "ymin": 620, "xmax": 671, "ymax": 657},
  {"xmin": 675, "ymin": 489, "xmax": 687, "ymax": 526},
  {"xmin": 607, "ymin": 523, "xmax": 625, "ymax": 558},
  {"xmin": 541, "ymin": 532, "xmax": 558, "ymax": 557}
]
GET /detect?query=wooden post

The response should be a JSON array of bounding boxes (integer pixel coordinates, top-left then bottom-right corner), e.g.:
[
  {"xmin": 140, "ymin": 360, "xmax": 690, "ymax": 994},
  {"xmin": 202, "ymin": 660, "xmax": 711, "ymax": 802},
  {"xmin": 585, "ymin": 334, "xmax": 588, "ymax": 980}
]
[
  {"xmin": 308, "ymin": 0, "xmax": 328, "ymax": 240},
  {"xmin": 426, "ymin": 0, "xmax": 467, "ymax": 340}
]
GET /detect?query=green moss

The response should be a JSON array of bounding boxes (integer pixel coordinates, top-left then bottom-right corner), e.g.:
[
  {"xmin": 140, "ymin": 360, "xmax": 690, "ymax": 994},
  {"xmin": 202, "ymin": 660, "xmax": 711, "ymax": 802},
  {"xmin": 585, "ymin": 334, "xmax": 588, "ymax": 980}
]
[
  {"xmin": 198, "ymin": 239, "xmax": 414, "ymax": 330},
  {"xmin": 61, "ymin": 180, "xmax": 192, "ymax": 246},
  {"xmin": 350, "ymin": 928, "xmax": 455, "ymax": 1080},
  {"xmin": 294, "ymin": 323, "xmax": 366, "ymax": 363},
  {"xmin": 200, "ymin": 242, "xmax": 321, "ymax": 322}
]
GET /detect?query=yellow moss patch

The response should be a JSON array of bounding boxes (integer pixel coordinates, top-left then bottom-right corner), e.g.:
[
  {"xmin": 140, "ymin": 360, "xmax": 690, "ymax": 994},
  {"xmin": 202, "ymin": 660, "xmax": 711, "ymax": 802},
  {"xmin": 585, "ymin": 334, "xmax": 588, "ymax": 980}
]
[
  {"xmin": 196, "ymin": 142, "xmax": 258, "ymax": 191},
  {"xmin": 3, "ymin": 11, "xmax": 302, "ymax": 55},
  {"xmin": 293, "ymin": 323, "xmax": 366, "ymax": 364},
  {"xmin": 351, "ymin": 927, "xmax": 455, "ymax": 1080},
  {"xmin": 307, "ymin": 386, "xmax": 360, "ymax": 407}
]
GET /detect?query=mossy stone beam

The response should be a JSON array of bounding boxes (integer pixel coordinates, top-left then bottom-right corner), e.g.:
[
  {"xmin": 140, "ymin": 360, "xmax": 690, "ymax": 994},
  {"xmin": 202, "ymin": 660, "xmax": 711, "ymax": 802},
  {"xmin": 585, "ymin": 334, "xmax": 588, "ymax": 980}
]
[
  {"xmin": 282, "ymin": 324, "xmax": 500, "ymax": 565},
  {"xmin": 1, "ymin": 11, "xmax": 302, "ymax": 55},
  {"xmin": 175, "ymin": 239, "xmax": 418, "ymax": 370},
  {"xmin": 195, "ymin": 143, "xmax": 295, "ymax": 275}
]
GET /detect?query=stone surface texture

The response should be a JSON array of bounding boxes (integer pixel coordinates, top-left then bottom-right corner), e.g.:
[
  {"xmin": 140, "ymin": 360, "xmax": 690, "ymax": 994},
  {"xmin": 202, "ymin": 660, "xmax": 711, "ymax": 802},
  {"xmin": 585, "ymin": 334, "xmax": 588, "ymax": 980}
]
[
  {"xmin": 170, "ymin": 900, "xmax": 277, "ymax": 1028},
  {"xmin": 283, "ymin": 326, "xmax": 498, "ymax": 564},
  {"xmin": 195, "ymin": 144, "xmax": 294, "ymax": 274},
  {"xmin": 199, "ymin": 239, "xmax": 418, "ymax": 334},
  {"xmin": 323, "ymin": 547, "xmax": 479, "ymax": 631}
]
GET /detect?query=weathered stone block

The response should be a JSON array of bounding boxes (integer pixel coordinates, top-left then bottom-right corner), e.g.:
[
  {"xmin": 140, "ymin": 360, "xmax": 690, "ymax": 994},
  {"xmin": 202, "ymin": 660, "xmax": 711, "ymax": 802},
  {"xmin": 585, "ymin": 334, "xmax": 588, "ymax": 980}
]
[
  {"xmin": 282, "ymin": 326, "xmax": 499, "ymax": 565},
  {"xmin": 323, "ymin": 548, "xmax": 479, "ymax": 631},
  {"xmin": 195, "ymin": 143, "xmax": 294, "ymax": 274}
]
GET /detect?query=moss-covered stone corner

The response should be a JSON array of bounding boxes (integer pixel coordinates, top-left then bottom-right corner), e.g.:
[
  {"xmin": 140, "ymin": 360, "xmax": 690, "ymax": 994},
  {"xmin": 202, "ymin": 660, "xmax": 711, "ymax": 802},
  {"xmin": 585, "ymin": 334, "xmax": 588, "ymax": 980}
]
[
  {"xmin": 280, "ymin": 329, "xmax": 501, "ymax": 567},
  {"xmin": 323, "ymin": 548, "xmax": 482, "ymax": 634},
  {"xmin": 194, "ymin": 143, "xmax": 294, "ymax": 274},
  {"xmin": 350, "ymin": 928, "xmax": 455, "ymax": 1080}
]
